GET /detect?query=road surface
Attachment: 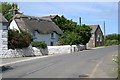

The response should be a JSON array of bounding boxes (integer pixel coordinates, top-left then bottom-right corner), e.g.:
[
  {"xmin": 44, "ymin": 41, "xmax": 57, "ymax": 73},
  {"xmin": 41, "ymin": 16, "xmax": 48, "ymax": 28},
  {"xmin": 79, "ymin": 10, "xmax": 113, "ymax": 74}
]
[{"xmin": 2, "ymin": 46, "xmax": 118, "ymax": 78}]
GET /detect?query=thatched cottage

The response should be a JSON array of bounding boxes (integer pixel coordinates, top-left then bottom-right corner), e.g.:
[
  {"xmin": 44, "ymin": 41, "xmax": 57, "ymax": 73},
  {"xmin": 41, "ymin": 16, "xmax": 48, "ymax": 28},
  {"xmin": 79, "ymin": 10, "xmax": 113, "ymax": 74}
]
[{"xmin": 9, "ymin": 14, "xmax": 62, "ymax": 46}]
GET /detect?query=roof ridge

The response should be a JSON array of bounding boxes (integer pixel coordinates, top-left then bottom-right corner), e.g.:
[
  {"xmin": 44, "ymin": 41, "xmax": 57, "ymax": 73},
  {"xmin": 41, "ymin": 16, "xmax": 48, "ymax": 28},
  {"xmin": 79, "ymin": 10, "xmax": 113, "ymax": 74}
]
[{"xmin": 14, "ymin": 14, "xmax": 52, "ymax": 22}]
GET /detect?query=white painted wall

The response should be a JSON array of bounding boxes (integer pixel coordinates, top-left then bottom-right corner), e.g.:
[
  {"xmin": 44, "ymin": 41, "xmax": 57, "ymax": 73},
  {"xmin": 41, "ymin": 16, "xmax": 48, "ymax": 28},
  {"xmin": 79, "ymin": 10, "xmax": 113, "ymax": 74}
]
[
  {"xmin": 34, "ymin": 31, "xmax": 60, "ymax": 46},
  {"xmin": 9, "ymin": 20, "xmax": 20, "ymax": 32},
  {"xmin": 48, "ymin": 45, "xmax": 86, "ymax": 55}
]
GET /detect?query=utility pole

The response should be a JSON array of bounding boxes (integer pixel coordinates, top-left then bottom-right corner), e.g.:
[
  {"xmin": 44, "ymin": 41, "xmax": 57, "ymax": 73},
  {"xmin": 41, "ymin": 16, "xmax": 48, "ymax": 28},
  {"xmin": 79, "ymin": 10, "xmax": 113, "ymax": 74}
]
[
  {"xmin": 104, "ymin": 21, "xmax": 106, "ymax": 46},
  {"xmin": 79, "ymin": 17, "xmax": 82, "ymax": 26}
]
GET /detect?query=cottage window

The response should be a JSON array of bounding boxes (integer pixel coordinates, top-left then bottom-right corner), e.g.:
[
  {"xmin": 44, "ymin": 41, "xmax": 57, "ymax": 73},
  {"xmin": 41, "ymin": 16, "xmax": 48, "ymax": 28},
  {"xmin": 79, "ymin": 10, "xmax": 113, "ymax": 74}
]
[{"xmin": 51, "ymin": 33, "xmax": 55, "ymax": 39}]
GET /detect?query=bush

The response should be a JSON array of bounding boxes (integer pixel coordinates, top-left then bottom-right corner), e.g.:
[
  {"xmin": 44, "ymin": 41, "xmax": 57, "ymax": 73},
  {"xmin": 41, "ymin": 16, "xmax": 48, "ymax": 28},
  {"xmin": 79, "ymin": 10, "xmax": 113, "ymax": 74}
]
[
  {"xmin": 105, "ymin": 40, "xmax": 118, "ymax": 46},
  {"xmin": 8, "ymin": 29, "xmax": 32, "ymax": 49},
  {"xmin": 31, "ymin": 41, "xmax": 47, "ymax": 49}
]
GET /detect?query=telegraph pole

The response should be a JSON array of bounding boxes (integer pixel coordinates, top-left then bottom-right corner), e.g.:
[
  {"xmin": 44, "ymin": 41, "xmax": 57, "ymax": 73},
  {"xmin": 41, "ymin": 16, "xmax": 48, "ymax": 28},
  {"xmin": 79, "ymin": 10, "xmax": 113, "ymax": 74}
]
[
  {"xmin": 79, "ymin": 17, "xmax": 82, "ymax": 26},
  {"xmin": 104, "ymin": 21, "xmax": 106, "ymax": 46}
]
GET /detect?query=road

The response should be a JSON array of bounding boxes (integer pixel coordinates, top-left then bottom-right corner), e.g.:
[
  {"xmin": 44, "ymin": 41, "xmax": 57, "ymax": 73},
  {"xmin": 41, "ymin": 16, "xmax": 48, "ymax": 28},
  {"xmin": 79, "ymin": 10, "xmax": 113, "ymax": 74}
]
[{"xmin": 2, "ymin": 46, "xmax": 118, "ymax": 78}]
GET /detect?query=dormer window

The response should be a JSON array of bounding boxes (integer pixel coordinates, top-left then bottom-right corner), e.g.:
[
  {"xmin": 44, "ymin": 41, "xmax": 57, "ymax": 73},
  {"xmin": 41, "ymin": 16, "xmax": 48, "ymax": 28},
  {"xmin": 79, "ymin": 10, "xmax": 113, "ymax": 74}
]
[{"xmin": 51, "ymin": 32, "xmax": 55, "ymax": 39}]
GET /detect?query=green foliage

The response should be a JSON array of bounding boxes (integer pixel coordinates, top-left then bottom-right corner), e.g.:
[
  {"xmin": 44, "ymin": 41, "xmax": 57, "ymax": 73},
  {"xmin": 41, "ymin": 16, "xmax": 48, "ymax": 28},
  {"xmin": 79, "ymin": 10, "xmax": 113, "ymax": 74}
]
[
  {"xmin": 105, "ymin": 40, "xmax": 118, "ymax": 46},
  {"xmin": 59, "ymin": 31, "xmax": 81, "ymax": 45},
  {"xmin": 0, "ymin": 2, "xmax": 13, "ymax": 21},
  {"xmin": 52, "ymin": 15, "xmax": 77, "ymax": 32},
  {"xmin": 105, "ymin": 34, "xmax": 120, "ymax": 46},
  {"xmin": 0, "ymin": 2, "xmax": 21, "ymax": 21},
  {"xmin": 105, "ymin": 34, "xmax": 119, "ymax": 41},
  {"xmin": 75, "ymin": 24, "xmax": 92, "ymax": 45},
  {"xmin": 52, "ymin": 15, "xmax": 92, "ymax": 45},
  {"xmin": 8, "ymin": 29, "xmax": 32, "ymax": 49},
  {"xmin": 31, "ymin": 41, "xmax": 47, "ymax": 49}
]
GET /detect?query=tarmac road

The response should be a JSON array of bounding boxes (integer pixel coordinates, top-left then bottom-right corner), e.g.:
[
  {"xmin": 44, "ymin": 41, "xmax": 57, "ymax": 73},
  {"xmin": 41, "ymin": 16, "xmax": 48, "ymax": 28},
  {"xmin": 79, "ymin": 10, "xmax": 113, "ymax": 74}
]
[{"xmin": 2, "ymin": 46, "xmax": 118, "ymax": 78}]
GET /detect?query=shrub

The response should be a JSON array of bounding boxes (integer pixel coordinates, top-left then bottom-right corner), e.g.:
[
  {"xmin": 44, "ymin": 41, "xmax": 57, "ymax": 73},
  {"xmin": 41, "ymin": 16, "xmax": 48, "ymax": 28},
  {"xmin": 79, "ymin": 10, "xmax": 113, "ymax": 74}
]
[
  {"xmin": 31, "ymin": 41, "xmax": 47, "ymax": 49},
  {"xmin": 8, "ymin": 29, "xmax": 32, "ymax": 49},
  {"xmin": 105, "ymin": 40, "xmax": 118, "ymax": 46}
]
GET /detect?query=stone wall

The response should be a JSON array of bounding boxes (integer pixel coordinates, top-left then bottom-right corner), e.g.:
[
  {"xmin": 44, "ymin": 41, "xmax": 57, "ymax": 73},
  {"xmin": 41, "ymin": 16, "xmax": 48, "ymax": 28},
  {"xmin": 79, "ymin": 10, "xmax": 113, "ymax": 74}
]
[
  {"xmin": 47, "ymin": 45, "xmax": 86, "ymax": 55},
  {"xmin": 0, "ymin": 45, "xmax": 86, "ymax": 58}
]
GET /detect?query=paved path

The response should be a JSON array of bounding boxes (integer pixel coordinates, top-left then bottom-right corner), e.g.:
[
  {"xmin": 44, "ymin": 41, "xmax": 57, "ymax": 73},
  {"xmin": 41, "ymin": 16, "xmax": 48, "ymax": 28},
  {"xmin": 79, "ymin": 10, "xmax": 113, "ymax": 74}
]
[{"xmin": 2, "ymin": 46, "xmax": 118, "ymax": 78}]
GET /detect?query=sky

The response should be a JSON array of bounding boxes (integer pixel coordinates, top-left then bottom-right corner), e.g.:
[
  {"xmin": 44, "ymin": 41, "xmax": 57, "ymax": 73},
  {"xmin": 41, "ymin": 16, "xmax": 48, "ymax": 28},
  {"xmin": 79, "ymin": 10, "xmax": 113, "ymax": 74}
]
[{"xmin": 15, "ymin": 2, "xmax": 118, "ymax": 35}]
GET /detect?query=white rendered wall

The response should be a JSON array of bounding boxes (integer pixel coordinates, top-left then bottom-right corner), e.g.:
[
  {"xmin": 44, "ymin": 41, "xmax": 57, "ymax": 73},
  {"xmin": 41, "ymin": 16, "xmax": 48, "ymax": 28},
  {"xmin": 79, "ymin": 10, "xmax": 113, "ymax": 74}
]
[
  {"xmin": 9, "ymin": 20, "xmax": 20, "ymax": 32},
  {"xmin": 48, "ymin": 45, "xmax": 86, "ymax": 55},
  {"xmin": 34, "ymin": 31, "xmax": 59, "ymax": 46}
]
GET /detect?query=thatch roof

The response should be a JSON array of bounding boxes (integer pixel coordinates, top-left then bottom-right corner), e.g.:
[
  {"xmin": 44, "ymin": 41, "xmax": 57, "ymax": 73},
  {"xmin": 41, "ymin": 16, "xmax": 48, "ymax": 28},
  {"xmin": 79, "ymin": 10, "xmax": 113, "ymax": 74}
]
[
  {"xmin": 13, "ymin": 14, "xmax": 62, "ymax": 34},
  {"xmin": 41, "ymin": 15, "xmax": 57, "ymax": 19}
]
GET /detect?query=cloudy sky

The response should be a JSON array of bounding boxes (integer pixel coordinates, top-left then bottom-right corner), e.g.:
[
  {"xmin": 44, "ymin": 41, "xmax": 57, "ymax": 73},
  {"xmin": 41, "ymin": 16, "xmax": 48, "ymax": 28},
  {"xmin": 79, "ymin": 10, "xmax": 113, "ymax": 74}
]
[{"xmin": 15, "ymin": 2, "xmax": 118, "ymax": 34}]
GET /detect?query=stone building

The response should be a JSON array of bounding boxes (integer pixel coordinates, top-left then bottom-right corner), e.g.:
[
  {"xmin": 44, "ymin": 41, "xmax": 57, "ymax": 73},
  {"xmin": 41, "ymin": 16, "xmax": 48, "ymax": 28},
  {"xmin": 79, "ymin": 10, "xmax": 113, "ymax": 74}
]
[{"xmin": 87, "ymin": 25, "xmax": 103, "ymax": 47}]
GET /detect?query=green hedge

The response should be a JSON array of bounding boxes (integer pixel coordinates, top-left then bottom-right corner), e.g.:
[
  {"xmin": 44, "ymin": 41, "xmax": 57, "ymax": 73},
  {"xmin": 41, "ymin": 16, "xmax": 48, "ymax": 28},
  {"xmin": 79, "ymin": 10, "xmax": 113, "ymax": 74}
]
[
  {"xmin": 8, "ymin": 29, "xmax": 32, "ymax": 49},
  {"xmin": 31, "ymin": 41, "xmax": 47, "ymax": 49},
  {"xmin": 105, "ymin": 40, "xmax": 118, "ymax": 46}
]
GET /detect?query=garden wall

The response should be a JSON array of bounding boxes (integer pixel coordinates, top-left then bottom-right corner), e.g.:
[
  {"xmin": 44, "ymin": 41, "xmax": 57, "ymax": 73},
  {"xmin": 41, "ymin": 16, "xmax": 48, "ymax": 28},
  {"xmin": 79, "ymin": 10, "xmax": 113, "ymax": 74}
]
[
  {"xmin": 0, "ymin": 45, "xmax": 86, "ymax": 58},
  {"xmin": 47, "ymin": 45, "xmax": 86, "ymax": 55}
]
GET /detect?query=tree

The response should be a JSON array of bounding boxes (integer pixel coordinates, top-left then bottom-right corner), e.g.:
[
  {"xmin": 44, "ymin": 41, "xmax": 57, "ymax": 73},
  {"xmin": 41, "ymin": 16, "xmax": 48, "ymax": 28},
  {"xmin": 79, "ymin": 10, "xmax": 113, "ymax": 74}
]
[
  {"xmin": 59, "ymin": 31, "xmax": 81, "ymax": 45},
  {"xmin": 75, "ymin": 24, "xmax": 92, "ymax": 45},
  {"xmin": 0, "ymin": 2, "xmax": 21, "ymax": 21},
  {"xmin": 53, "ymin": 15, "xmax": 92, "ymax": 45},
  {"xmin": 8, "ymin": 29, "xmax": 33, "ymax": 49},
  {"xmin": 52, "ymin": 15, "xmax": 77, "ymax": 32}
]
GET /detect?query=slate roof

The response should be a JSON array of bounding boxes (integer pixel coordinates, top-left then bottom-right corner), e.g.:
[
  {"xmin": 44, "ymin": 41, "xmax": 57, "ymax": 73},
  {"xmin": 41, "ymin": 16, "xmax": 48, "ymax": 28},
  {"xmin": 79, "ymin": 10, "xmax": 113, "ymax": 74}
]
[
  {"xmin": 13, "ymin": 14, "xmax": 62, "ymax": 34},
  {"xmin": 89, "ymin": 25, "xmax": 100, "ymax": 33},
  {"xmin": 0, "ymin": 13, "xmax": 8, "ymax": 23}
]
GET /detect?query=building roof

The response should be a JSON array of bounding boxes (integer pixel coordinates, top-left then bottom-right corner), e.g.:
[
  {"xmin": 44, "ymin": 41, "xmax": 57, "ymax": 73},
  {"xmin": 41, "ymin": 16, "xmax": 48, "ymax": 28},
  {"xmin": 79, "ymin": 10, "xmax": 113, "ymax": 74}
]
[
  {"xmin": 41, "ymin": 15, "xmax": 57, "ymax": 19},
  {"xmin": 89, "ymin": 25, "xmax": 100, "ymax": 33},
  {"xmin": 13, "ymin": 14, "xmax": 63, "ymax": 34},
  {"xmin": 0, "ymin": 13, "xmax": 8, "ymax": 23}
]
